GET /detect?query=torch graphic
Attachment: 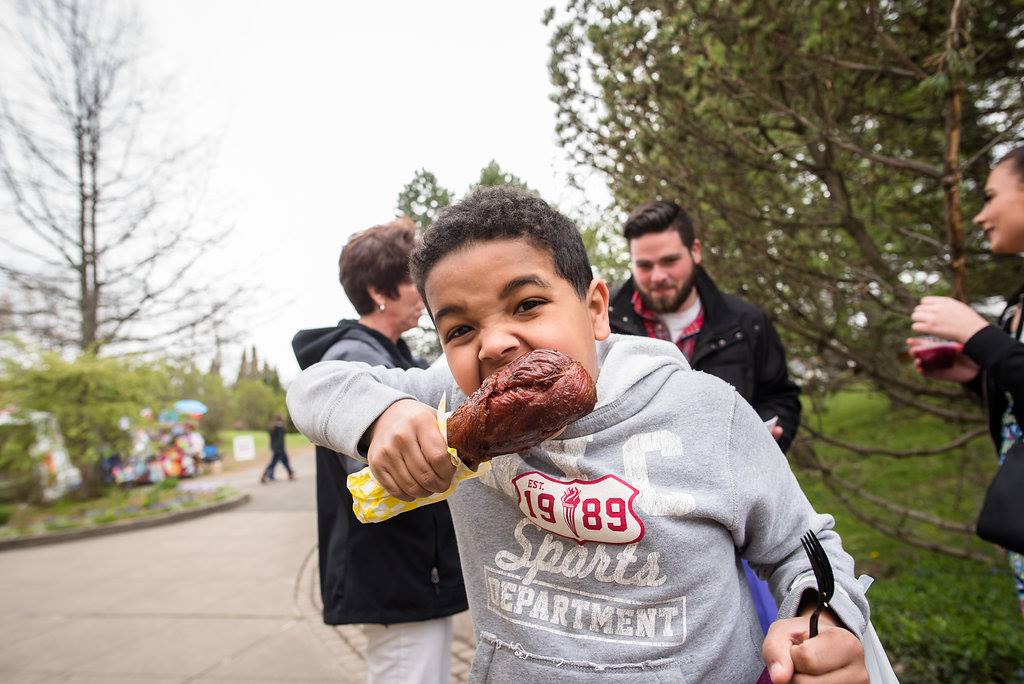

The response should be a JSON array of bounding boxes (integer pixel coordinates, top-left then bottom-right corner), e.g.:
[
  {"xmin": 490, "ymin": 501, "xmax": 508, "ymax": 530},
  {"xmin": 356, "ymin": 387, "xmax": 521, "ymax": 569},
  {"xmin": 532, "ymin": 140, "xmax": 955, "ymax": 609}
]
[{"xmin": 562, "ymin": 486, "xmax": 581, "ymax": 537}]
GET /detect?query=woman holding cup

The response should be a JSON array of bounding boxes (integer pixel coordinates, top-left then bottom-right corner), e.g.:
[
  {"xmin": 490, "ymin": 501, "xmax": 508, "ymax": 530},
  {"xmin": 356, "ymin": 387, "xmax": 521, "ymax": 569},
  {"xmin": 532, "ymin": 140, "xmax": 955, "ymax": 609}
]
[{"xmin": 908, "ymin": 146, "xmax": 1024, "ymax": 616}]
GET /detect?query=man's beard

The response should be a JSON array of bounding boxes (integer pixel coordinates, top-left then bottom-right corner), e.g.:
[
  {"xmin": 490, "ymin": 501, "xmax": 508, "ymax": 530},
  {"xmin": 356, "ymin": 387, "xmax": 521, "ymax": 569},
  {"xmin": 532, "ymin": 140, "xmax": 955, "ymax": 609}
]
[{"xmin": 638, "ymin": 271, "xmax": 697, "ymax": 314}]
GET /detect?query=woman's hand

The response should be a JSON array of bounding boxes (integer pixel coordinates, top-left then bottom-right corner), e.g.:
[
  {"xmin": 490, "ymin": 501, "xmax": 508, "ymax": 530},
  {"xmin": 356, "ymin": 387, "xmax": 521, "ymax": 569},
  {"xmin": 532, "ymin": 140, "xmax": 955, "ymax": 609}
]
[
  {"xmin": 366, "ymin": 399, "xmax": 455, "ymax": 501},
  {"xmin": 906, "ymin": 337, "xmax": 980, "ymax": 383},
  {"xmin": 910, "ymin": 296, "xmax": 988, "ymax": 343}
]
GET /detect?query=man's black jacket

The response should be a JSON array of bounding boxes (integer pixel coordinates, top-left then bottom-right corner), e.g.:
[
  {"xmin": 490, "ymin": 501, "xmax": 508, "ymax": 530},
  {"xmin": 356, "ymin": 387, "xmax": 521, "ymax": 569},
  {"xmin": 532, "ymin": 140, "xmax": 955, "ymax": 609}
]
[
  {"xmin": 609, "ymin": 266, "xmax": 801, "ymax": 452},
  {"xmin": 292, "ymin": 320, "xmax": 467, "ymax": 625},
  {"xmin": 268, "ymin": 424, "xmax": 286, "ymax": 454}
]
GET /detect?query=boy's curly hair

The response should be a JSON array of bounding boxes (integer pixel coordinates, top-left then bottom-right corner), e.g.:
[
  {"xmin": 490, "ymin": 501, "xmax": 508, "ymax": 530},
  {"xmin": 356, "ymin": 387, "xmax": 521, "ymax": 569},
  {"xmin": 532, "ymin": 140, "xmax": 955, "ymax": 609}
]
[{"xmin": 410, "ymin": 186, "xmax": 593, "ymax": 309}]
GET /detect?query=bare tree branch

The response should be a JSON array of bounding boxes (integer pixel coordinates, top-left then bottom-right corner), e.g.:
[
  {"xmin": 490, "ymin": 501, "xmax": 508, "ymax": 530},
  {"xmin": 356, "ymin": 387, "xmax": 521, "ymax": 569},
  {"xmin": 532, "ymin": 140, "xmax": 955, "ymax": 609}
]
[
  {"xmin": 0, "ymin": 0, "xmax": 242, "ymax": 355},
  {"xmin": 803, "ymin": 424, "xmax": 987, "ymax": 458}
]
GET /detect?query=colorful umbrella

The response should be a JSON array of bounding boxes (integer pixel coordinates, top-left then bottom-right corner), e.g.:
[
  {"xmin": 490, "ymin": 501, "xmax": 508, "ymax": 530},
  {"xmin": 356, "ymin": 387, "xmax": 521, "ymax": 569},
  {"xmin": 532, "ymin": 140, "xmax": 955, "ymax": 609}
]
[{"xmin": 174, "ymin": 400, "xmax": 208, "ymax": 416}]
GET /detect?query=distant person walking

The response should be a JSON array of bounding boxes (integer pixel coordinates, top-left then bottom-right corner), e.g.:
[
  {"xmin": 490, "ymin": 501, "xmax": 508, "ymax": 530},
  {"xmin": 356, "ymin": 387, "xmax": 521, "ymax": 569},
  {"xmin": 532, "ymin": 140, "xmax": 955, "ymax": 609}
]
[{"xmin": 261, "ymin": 414, "xmax": 295, "ymax": 483}]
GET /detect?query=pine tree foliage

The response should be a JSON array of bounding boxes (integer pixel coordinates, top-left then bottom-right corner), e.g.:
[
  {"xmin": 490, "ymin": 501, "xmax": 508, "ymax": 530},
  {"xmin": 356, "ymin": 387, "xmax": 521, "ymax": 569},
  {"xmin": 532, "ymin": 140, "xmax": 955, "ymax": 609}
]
[{"xmin": 548, "ymin": 0, "xmax": 1024, "ymax": 558}]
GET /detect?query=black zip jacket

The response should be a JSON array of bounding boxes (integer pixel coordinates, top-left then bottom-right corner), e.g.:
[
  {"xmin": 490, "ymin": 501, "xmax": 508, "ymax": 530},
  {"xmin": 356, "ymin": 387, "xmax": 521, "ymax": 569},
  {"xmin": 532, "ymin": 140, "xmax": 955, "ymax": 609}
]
[
  {"xmin": 963, "ymin": 292, "xmax": 1024, "ymax": 454},
  {"xmin": 609, "ymin": 266, "xmax": 801, "ymax": 452},
  {"xmin": 292, "ymin": 320, "xmax": 467, "ymax": 625},
  {"xmin": 269, "ymin": 425, "xmax": 285, "ymax": 454}
]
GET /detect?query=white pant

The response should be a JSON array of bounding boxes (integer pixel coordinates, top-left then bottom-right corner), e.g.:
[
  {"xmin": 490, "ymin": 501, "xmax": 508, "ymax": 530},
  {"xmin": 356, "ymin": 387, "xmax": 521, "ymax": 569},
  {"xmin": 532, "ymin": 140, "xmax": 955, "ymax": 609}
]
[{"xmin": 363, "ymin": 616, "xmax": 453, "ymax": 684}]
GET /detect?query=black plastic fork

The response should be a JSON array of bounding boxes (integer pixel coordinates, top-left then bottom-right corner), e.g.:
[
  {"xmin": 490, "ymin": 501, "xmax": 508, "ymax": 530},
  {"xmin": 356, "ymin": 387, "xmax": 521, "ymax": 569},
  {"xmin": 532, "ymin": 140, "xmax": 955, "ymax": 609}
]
[{"xmin": 800, "ymin": 530, "xmax": 835, "ymax": 638}]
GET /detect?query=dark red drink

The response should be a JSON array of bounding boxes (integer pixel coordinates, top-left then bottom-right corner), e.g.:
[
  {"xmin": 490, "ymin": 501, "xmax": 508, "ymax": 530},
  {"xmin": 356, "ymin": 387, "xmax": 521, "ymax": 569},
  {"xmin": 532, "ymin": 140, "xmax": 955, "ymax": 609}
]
[{"xmin": 912, "ymin": 341, "xmax": 964, "ymax": 370}]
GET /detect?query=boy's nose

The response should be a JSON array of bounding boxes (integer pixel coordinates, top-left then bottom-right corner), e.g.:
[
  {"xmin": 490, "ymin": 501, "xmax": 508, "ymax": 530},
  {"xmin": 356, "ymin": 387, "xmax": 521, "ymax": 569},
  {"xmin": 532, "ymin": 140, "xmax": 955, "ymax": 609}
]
[{"xmin": 478, "ymin": 327, "xmax": 520, "ymax": 367}]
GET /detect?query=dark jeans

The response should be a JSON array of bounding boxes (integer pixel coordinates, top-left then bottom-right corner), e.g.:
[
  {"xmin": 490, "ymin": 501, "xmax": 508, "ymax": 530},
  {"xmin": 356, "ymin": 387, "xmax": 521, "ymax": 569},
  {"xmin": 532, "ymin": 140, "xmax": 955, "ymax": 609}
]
[{"xmin": 264, "ymin": 450, "xmax": 293, "ymax": 479}]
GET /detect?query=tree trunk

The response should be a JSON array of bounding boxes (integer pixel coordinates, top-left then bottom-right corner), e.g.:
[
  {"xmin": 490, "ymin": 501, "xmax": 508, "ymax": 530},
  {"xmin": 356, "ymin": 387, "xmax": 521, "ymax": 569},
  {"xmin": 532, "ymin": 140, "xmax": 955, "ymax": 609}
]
[
  {"xmin": 77, "ymin": 114, "xmax": 96, "ymax": 351},
  {"xmin": 943, "ymin": 0, "xmax": 966, "ymax": 302}
]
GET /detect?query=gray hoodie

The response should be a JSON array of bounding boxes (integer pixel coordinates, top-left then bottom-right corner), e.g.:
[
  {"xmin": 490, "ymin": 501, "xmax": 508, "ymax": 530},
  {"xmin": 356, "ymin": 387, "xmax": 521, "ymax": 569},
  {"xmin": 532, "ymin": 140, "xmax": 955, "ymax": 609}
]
[{"xmin": 287, "ymin": 334, "xmax": 869, "ymax": 682}]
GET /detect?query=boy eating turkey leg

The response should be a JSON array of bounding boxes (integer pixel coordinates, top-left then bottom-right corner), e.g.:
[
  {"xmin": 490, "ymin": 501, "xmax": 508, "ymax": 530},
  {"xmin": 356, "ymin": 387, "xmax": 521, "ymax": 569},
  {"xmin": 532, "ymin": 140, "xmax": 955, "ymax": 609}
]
[{"xmin": 287, "ymin": 187, "xmax": 869, "ymax": 683}]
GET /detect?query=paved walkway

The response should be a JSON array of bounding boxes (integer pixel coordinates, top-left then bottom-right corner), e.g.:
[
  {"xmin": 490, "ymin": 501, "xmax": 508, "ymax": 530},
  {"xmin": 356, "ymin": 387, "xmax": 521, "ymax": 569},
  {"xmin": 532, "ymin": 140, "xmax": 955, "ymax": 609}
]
[{"xmin": 0, "ymin": 448, "xmax": 475, "ymax": 683}]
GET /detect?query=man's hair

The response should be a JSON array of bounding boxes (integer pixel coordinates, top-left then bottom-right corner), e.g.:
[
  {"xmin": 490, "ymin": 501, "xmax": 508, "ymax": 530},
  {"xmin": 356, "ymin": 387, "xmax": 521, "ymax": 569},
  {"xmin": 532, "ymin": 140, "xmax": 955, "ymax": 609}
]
[
  {"xmin": 997, "ymin": 146, "xmax": 1024, "ymax": 183},
  {"xmin": 339, "ymin": 217, "xmax": 417, "ymax": 315},
  {"xmin": 410, "ymin": 186, "xmax": 592, "ymax": 306},
  {"xmin": 623, "ymin": 201, "xmax": 696, "ymax": 248}
]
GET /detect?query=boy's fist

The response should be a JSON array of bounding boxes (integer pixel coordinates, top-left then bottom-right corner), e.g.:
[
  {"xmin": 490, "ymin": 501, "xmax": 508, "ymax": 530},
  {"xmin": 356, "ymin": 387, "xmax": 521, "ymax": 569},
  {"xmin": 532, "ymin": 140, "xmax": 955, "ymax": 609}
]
[
  {"xmin": 763, "ymin": 616, "xmax": 867, "ymax": 683},
  {"xmin": 367, "ymin": 399, "xmax": 455, "ymax": 501}
]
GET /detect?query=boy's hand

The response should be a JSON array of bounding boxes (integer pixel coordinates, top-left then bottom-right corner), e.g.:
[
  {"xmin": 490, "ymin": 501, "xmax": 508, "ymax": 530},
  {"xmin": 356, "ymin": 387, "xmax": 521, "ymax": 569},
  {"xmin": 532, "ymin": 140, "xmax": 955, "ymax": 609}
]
[
  {"xmin": 763, "ymin": 615, "xmax": 867, "ymax": 684},
  {"xmin": 366, "ymin": 399, "xmax": 455, "ymax": 501}
]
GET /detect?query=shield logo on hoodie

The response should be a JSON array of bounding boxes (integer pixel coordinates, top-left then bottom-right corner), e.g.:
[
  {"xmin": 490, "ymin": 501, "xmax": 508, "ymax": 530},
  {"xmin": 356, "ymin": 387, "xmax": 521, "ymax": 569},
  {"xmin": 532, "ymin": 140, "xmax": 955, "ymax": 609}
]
[{"xmin": 512, "ymin": 472, "xmax": 644, "ymax": 545}]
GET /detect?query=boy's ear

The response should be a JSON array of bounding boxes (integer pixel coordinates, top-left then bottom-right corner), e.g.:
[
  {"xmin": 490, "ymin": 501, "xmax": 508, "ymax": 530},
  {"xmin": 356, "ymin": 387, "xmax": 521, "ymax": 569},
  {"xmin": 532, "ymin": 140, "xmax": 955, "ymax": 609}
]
[{"xmin": 587, "ymin": 278, "xmax": 611, "ymax": 341}]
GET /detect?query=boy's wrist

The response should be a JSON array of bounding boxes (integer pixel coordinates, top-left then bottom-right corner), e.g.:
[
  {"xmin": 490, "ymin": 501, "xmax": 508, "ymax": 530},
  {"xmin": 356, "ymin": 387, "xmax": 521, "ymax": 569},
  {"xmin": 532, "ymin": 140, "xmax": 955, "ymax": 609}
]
[
  {"xmin": 357, "ymin": 397, "xmax": 419, "ymax": 456},
  {"xmin": 795, "ymin": 588, "xmax": 856, "ymax": 635}
]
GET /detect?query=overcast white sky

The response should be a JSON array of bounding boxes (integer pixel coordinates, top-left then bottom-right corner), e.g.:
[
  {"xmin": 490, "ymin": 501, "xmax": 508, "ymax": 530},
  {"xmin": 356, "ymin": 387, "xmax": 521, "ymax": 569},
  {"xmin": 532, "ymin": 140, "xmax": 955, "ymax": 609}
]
[
  {"xmin": 1, "ymin": 0, "xmax": 612, "ymax": 381},
  {"xmin": 133, "ymin": 0, "xmax": 611, "ymax": 381}
]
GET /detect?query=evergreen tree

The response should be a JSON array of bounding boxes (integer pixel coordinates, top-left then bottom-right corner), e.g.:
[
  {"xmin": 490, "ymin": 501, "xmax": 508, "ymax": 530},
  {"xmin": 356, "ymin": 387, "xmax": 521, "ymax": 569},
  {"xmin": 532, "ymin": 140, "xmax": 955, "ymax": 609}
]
[
  {"xmin": 548, "ymin": 0, "xmax": 1024, "ymax": 559},
  {"xmin": 396, "ymin": 169, "xmax": 454, "ymax": 230},
  {"xmin": 474, "ymin": 160, "xmax": 533, "ymax": 192},
  {"xmin": 236, "ymin": 348, "xmax": 249, "ymax": 386}
]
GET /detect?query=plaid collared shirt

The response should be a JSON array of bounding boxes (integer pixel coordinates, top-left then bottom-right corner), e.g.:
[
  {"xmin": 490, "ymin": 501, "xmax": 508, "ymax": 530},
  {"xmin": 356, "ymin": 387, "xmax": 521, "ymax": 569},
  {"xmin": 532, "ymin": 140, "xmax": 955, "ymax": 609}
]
[{"xmin": 631, "ymin": 291, "xmax": 704, "ymax": 361}]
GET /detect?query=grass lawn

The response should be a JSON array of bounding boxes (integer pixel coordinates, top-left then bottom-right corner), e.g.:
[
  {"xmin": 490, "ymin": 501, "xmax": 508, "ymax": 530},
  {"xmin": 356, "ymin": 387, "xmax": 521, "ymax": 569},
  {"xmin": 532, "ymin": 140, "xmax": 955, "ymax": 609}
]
[
  {"xmin": 0, "ymin": 478, "xmax": 238, "ymax": 540},
  {"xmin": 799, "ymin": 388, "xmax": 1024, "ymax": 682}
]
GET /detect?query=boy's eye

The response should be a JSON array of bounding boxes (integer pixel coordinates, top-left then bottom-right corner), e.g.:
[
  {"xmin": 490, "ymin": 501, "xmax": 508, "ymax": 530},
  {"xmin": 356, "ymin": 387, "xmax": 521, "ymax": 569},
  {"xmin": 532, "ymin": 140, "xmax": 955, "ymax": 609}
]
[
  {"xmin": 516, "ymin": 299, "xmax": 546, "ymax": 314},
  {"xmin": 445, "ymin": 325, "xmax": 472, "ymax": 342}
]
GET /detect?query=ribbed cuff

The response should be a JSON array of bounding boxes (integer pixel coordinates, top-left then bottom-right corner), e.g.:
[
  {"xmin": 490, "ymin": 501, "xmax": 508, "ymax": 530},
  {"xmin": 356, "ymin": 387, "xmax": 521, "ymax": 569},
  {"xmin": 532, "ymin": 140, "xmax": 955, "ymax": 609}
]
[
  {"xmin": 322, "ymin": 383, "xmax": 414, "ymax": 459},
  {"xmin": 777, "ymin": 572, "xmax": 867, "ymax": 637}
]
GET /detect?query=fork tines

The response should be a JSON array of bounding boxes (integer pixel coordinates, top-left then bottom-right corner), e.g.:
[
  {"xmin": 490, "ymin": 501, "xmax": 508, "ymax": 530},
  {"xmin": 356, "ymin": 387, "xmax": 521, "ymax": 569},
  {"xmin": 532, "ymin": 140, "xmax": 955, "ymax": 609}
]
[{"xmin": 800, "ymin": 530, "xmax": 835, "ymax": 638}]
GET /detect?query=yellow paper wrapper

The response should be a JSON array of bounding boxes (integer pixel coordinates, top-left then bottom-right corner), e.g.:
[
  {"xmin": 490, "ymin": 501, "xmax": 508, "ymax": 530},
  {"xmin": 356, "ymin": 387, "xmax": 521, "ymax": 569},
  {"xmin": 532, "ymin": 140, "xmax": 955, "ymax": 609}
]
[{"xmin": 347, "ymin": 393, "xmax": 491, "ymax": 523}]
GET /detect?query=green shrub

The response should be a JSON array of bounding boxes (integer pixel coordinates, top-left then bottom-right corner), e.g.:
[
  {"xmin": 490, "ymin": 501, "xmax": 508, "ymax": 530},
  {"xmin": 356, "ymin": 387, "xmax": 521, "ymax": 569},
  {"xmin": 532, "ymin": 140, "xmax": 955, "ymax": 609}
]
[
  {"xmin": 795, "ymin": 389, "xmax": 1024, "ymax": 681},
  {"xmin": 0, "ymin": 423, "xmax": 36, "ymax": 483},
  {"xmin": 163, "ymin": 360, "xmax": 232, "ymax": 443},
  {"xmin": 141, "ymin": 488, "xmax": 159, "ymax": 509},
  {"xmin": 0, "ymin": 503, "xmax": 12, "ymax": 526},
  {"xmin": 154, "ymin": 477, "xmax": 178, "ymax": 492},
  {"xmin": 870, "ymin": 554, "xmax": 1024, "ymax": 682},
  {"xmin": 43, "ymin": 515, "xmax": 76, "ymax": 532},
  {"xmin": 0, "ymin": 350, "xmax": 170, "ymax": 495},
  {"xmin": 94, "ymin": 510, "xmax": 117, "ymax": 525},
  {"xmin": 232, "ymin": 378, "xmax": 285, "ymax": 430}
]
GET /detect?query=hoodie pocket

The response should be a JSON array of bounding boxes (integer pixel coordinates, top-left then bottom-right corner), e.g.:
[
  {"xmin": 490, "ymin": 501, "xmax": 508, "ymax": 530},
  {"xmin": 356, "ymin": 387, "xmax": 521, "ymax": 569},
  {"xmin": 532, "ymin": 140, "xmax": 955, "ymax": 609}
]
[{"xmin": 468, "ymin": 632, "xmax": 693, "ymax": 683}]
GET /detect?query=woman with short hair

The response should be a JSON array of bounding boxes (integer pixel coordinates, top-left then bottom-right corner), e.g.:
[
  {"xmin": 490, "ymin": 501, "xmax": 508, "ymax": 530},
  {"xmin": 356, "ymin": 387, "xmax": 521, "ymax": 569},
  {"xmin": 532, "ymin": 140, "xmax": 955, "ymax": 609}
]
[{"xmin": 291, "ymin": 217, "xmax": 467, "ymax": 683}]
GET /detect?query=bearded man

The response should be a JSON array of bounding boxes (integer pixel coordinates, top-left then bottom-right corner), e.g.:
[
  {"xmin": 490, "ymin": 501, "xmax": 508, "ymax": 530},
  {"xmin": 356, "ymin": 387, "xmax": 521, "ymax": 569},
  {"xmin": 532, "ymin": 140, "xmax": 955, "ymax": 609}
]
[
  {"xmin": 609, "ymin": 201, "xmax": 801, "ymax": 453},
  {"xmin": 609, "ymin": 200, "xmax": 802, "ymax": 634}
]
